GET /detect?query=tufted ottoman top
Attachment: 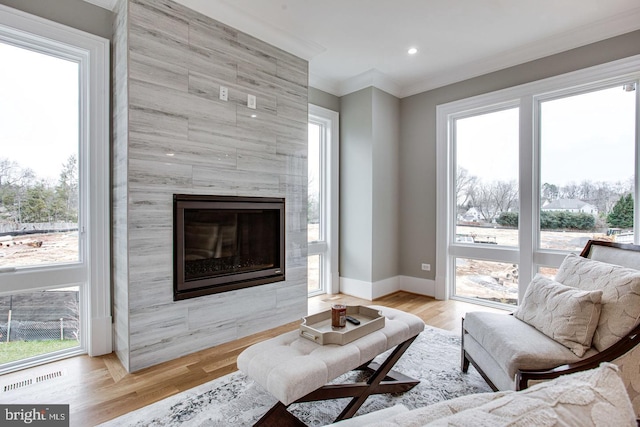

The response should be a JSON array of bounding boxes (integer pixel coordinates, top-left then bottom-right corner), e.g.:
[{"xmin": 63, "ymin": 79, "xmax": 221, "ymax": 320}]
[{"xmin": 237, "ymin": 305, "xmax": 424, "ymax": 405}]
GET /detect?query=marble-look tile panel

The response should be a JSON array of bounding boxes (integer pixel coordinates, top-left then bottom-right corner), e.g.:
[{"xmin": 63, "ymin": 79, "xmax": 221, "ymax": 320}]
[
  {"xmin": 276, "ymin": 280, "xmax": 308, "ymax": 308},
  {"xmin": 130, "ymin": 80, "xmax": 237, "ymax": 124},
  {"xmin": 277, "ymin": 59, "xmax": 308, "ymax": 88},
  {"xmin": 286, "ymin": 211, "xmax": 307, "ymax": 237},
  {"xmin": 279, "ymin": 173, "xmax": 306, "ymax": 198},
  {"xmin": 237, "ymin": 60, "xmax": 307, "ymax": 105},
  {"xmin": 129, "ymin": 106, "xmax": 188, "ymax": 139},
  {"xmin": 188, "ymin": 118, "xmax": 277, "ymax": 155},
  {"xmin": 284, "ymin": 265, "xmax": 308, "ymax": 285},
  {"xmin": 130, "ymin": 51, "xmax": 188, "ymax": 92},
  {"xmin": 237, "ymin": 106, "xmax": 307, "ymax": 142},
  {"xmin": 128, "ymin": 158, "xmax": 193, "ymax": 190},
  {"xmin": 236, "ymin": 30, "xmax": 307, "ymax": 76},
  {"xmin": 131, "ymin": 0, "xmax": 199, "ymax": 23},
  {"xmin": 129, "ymin": 319, "xmax": 238, "ymax": 371},
  {"xmin": 186, "ymin": 44, "xmax": 237, "ymax": 83},
  {"xmin": 187, "ymin": 70, "xmax": 277, "ymax": 116},
  {"xmin": 237, "ymin": 301, "xmax": 307, "ymax": 338},
  {"xmin": 187, "ymin": 17, "xmax": 237, "ymax": 54},
  {"xmin": 277, "ymin": 95, "xmax": 309, "ymax": 124},
  {"xmin": 237, "ymin": 61, "xmax": 290, "ymax": 100},
  {"xmin": 287, "ymin": 230, "xmax": 308, "ymax": 263},
  {"xmin": 224, "ymin": 40, "xmax": 278, "ymax": 77},
  {"xmin": 128, "ymin": 272, "xmax": 174, "ymax": 311},
  {"xmin": 114, "ymin": 0, "xmax": 308, "ymax": 372},
  {"xmin": 130, "ymin": 0, "xmax": 188, "ymax": 43},
  {"xmin": 192, "ymin": 166, "xmax": 281, "ymax": 196},
  {"xmin": 129, "ymin": 23, "xmax": 191, "ymax": 73},
  {"xmin": 279, "ymin": 153, "xmax": 307, "ymax": 178},
  {"xmin": 186, "ymin": 285, "xmax": 277, "ymax": 330},
  {"xmin": 129, "ymin": 304, "xmax": 188, "ymax": 349},
  {"xmin": 112, "ymin": 0, "xmax": 130, "ymax": 371},
  {"xmin": 129, "ymin": 134, "xmax": 237, "ymax": 169},
  {"xmin": 235, "ymin": 150, "xmax": 289, "ymax": 176},
  {"xmin": 128, "ymin": 189, "xmax": 172, "ymax": 225},
  {"xmin": 276, "ymin": 134, "xmax": 307, "ymax": 158}
]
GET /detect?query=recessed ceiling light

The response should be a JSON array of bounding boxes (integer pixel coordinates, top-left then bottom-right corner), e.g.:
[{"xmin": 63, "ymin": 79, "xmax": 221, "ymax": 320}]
[{"xmin": 408, "ymin": 47, "xmax": 418, "ymax": 55}]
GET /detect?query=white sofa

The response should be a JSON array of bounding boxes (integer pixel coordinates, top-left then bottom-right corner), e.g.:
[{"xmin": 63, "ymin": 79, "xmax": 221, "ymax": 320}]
[
  {"xmin": 327, "ymin": 363, "xmax": 636, "ymax": 426},
  {"xmin": 461, "ymin": 239, "xmax": 640, "ymax": 416}
]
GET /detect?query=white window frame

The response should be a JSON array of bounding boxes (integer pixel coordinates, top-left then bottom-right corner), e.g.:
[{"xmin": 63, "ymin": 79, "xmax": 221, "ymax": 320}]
[
  {"xmin": 436, "ymin": 54, "xmax": 640, "ymax": 306},
  {"xmin": 0, "ymin": 5, "xmax": 110, "ymax": 368},
  {"xmin": 308, "ymin": 104, "xmax": 339, "ymax": 295}
]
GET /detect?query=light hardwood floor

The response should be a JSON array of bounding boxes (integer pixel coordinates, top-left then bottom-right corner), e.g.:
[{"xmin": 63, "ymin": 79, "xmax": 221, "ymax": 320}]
[{"xmin": 1, "ymin": 292, "xmax": 504, "ymax": 426}]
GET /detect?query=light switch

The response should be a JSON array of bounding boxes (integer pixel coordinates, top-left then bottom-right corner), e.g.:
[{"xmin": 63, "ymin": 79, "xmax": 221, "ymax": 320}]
[{"xmin": 247, "ymin": 94, "xmax": 257, "ymax": 109}]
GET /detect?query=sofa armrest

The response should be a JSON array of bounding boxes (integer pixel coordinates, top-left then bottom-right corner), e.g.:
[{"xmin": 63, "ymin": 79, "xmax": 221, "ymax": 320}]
[{"xmin": 516, "ymin": 322, "xmax": 640, "ymax": 390}]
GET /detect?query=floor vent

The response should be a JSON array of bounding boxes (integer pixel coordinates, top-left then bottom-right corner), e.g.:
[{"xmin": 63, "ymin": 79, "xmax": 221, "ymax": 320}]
[
  {"xmin": 36, "ymin": 370, "xmax": 63, "ymax": 383},
  {"xmin": 3, "ymin": 370, "xmax": 65, "ymax": 392},
  {"xmin": 3, "ymin": 378, "xmax": 33, "ymax": 392}
]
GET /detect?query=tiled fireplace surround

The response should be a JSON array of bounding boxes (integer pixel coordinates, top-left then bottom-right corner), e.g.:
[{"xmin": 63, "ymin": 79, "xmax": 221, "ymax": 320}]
[{"xmin": 112, "ymin": 0, "xmax": 309, "ymax": 372}]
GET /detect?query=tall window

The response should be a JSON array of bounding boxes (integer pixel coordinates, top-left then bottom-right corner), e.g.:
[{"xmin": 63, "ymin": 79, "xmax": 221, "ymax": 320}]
[
  {"xmin": 308, "ymin": 105, "xmax": 339, "ymax": 296},
  {"xmin": 454, "ymin": 107, "xmax": 519, "ymax": 304},
  {"xmin": 437, "ymin": 57, "xmax": 640, "ymax": 308},
  {"xmin": 0, "ymin": 5, "xmax": 110, "ymax": 373}
]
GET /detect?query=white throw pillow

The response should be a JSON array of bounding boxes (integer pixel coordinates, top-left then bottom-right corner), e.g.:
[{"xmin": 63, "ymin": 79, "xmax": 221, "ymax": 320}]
[
  {"xmin": 513, "ymin": 274, "xmax": 602, "ymax": 357},
  {"xmin": 555, "ymin": 253, "xmax": 640, "ymax": 351},
  {"xmin": 359, "ymin": 363, "xmax": 636, "ymax": 427}
]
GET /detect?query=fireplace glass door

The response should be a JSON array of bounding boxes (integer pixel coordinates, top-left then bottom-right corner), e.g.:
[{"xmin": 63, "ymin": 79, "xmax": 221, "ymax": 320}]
[{"xmin": 174, "ymin": 195, "xmax": 285, "ymax": 300}]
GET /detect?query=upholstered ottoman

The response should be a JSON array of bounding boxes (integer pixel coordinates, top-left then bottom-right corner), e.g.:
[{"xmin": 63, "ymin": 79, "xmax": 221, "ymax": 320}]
[{"xmin": 237, "ymin": 305, "xmax": 425, "ymax": 425}]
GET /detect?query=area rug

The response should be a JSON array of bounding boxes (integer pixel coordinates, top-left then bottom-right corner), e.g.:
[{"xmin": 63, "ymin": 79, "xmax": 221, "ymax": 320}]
[{"xmin": 99, "ymin": 325, "xmax": 492, "ymax": 426}]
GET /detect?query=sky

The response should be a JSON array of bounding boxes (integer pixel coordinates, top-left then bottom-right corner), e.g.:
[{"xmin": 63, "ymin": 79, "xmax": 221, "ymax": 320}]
[
  {"xmin": 456, "ymin": 85, "xmax": 636, "ymax": 187},
  {"xmin": 0, "ymin": 42, "xmax": 78, "ymax": 183}
]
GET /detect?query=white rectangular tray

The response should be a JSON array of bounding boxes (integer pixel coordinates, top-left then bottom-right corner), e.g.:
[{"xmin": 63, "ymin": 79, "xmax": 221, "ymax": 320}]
[{"xmin": 299, "ymin": 306, "xmax": 385, "ymax": 345}]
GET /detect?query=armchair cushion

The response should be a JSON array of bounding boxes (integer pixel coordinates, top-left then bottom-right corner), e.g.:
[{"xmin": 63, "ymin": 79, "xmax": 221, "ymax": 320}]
[
  {"xmin": 513, "ymin": 274, "xmax": 602, "ymax": 357},
  {"xmin": 464, "ymin": 312, "xmax": 596, "ymax": 382},
  {"xmin": 555, "ymin": 253, "xmax": 640, "ymax": 351}
]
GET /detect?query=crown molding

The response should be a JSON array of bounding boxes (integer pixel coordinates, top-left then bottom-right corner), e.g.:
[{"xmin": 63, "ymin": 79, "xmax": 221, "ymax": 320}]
[
  {"xmin": 82, "ymin": 0, "xmax": 118, "ymax": 10},
  {"xmin": 338, "ymin": 69, "xmax": 401, "ymax": 98},
  {"xmin": 309, "ymin": 74, "xmax": 341, "ymax": 98},
  {"xmin": 399, "ymin": 6, "xmax": 640, "ymax": 98}
]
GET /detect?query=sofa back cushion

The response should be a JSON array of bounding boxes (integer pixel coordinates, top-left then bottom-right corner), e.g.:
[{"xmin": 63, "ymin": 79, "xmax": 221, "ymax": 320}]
[
  {"xmin": 555, "ymin": 253, "xmax": 640, "ymax": 352},
  {"xmin": 514, "ymin": 274, "xmax": 602, "ymax": 357}
]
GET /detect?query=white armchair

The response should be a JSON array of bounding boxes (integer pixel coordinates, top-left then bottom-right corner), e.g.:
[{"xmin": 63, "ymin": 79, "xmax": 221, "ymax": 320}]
[{"xmin": 461, "ymin": 240, "xmax": 640, "ymax": 415}]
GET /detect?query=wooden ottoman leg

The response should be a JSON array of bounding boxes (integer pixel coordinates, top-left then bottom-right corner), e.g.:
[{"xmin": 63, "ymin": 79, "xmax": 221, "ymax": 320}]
[
  {"xmin": 254, "ymin": 402, "xmax": 306, "ymax": 427},
  {"xmin": 335, "ymin": 335, "xmax": 418, "ymax": 421}
]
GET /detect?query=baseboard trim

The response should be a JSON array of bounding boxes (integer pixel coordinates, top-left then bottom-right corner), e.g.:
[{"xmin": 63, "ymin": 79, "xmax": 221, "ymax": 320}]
[
  {"xmin": 89, "ymin": 315, "xmax": 113, "ymax": 357},
  {"xmin": 340, "ymin": 277, "xmax": 374, "ymax": 300},
  {"xmin": 399, "ymin": 276, "xmax": 436, "ymax": 297},
  {"xmin": 339, "ymin": 275, "xmax": 436, "ymax": 300}
]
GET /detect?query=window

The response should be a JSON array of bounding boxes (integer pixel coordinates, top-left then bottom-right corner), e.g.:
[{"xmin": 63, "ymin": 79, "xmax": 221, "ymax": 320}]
[
  {"xmin": 538, "ymin": 85, "xmax": 636, "ymax": 251},
  {"xmin": 437, "ymin": 56, "xmax": 640, "ymax": 308},
  {"xmin": 0, "ymin": 5, "xmax": 109, "ymax": 373},
  {"xmin": 308, "ymin": 105, "xmax": 339, "ymax": 296}
]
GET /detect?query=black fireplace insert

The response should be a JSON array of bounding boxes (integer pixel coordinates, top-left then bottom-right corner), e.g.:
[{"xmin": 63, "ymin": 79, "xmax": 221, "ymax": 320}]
[{"xmin": 173, "ymin": 194, "xmax": 285, "ymax": 300}]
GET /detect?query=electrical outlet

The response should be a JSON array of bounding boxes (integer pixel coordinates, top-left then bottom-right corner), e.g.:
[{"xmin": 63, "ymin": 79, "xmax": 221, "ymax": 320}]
[
  {"xmin": 247, "ymin": 94, "xmax": 257, "ymax": 109},
  {"xmin": 421, "ymin": 263, "xmax": 431, "ymax": 271},
  {"xmin": 219, "ymin": 86, "xmax": 228, "ymax": 101}
]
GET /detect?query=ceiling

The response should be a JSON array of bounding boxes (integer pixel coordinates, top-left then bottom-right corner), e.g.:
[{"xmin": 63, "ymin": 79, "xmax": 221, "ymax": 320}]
[{"xmin": 88, "ymin": 0, "xmax": 640, "ymax": 98}]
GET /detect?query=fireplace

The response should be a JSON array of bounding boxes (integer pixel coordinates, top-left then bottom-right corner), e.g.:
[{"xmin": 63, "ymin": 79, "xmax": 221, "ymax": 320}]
[{"xmin": 173, "ymin": 194, "xmax": 285, "ymax": 300}]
